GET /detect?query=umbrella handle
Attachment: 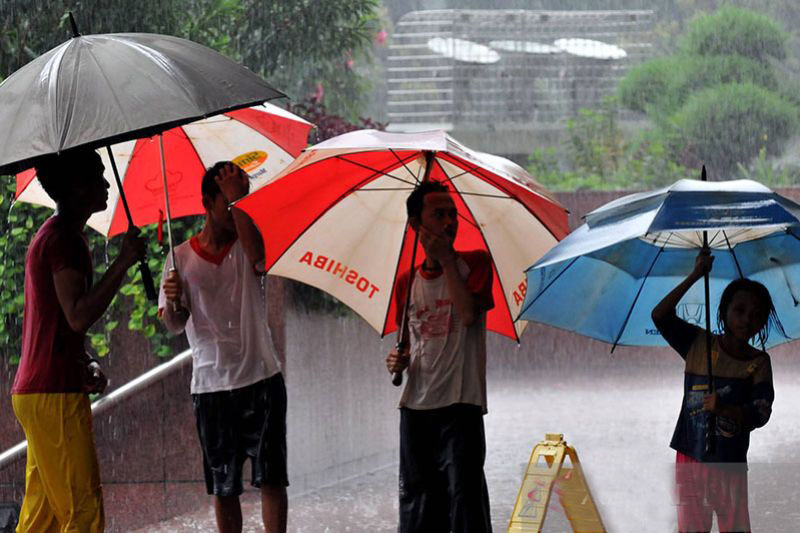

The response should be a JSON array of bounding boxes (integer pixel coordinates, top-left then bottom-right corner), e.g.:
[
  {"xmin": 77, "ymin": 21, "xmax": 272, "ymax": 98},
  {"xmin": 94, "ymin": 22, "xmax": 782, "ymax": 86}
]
[
  {"xmin": 392, "ymin": 339, "xmax": 409, "ymax": 387},
  {"xmin": 139, "ymin": 259, "xmax": 157, "ymax": 301},
  {"xmin": 705, "ymin": 415, "xmax": 716, "ymax": 455}
]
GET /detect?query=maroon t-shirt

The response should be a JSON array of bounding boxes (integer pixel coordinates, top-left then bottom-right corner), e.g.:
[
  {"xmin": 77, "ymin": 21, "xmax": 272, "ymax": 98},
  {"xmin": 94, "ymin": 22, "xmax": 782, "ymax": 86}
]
[{"xmin": 12, "ymin": 216, "xmax": 93, "ymax": 394}]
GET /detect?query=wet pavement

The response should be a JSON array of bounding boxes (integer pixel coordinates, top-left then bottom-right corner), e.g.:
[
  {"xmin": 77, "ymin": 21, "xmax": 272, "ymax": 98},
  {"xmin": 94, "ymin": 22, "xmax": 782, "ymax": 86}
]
[{"xmin": 137, "ymin": 369, "xmax": 800, "ymax": 532}]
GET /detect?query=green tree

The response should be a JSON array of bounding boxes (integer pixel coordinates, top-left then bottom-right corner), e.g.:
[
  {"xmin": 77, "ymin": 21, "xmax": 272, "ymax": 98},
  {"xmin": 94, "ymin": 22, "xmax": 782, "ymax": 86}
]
[
  {"xmin": 681, "ymin": 6, "xmax": 788, "ymax": 61},
  {"xmin": 0, "ymin": 0, "xmax": 381, "ymax": 117},
  {"xmin": 618, "ymin": 6, "xmax": 798, "ymax": 176},
  {"xmin": 0, "ymin": 0, "xmax": 382, "ymax": 362},
  {"xmin": 528, "ymin": 100, "xmax": 692, "ymax": 191},
  {"xmin": 674, "ymin": 83, "xmax": 797, "ymax": 174}
]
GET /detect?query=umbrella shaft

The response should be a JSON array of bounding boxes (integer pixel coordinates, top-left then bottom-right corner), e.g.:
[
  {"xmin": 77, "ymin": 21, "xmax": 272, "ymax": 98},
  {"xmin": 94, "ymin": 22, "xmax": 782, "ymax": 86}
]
[
  {"xmin": 393, "ymin": 151, "xmax": 436, "ymax": 387},
  {"xmin": 159, "ymin": 135, "xmax": 177, "ymax": 268},
  {"xmin": 702, "ymin": 232, "xmax": 713, "ymax": 392},
  {"xmin": 106, "ymin": 146, "xmax": 134, "ymax": 226}
]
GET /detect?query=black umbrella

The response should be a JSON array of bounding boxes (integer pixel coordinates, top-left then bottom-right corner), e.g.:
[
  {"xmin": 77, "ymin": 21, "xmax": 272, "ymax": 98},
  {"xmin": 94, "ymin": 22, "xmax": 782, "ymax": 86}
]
[{"xmin": 0, "ymin": 14, "xmax": 285, "ymax": 298}]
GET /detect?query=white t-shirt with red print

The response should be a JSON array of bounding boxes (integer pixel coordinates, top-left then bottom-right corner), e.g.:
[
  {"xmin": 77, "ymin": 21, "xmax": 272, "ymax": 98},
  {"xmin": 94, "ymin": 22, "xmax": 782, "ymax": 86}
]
[
  {"xmin": 158, "ymin": 237, "xmax": 281, "ymax": 394},
  {"xmin": 395, "ymin": 250, "xmax": 494, "ymax": 413}
]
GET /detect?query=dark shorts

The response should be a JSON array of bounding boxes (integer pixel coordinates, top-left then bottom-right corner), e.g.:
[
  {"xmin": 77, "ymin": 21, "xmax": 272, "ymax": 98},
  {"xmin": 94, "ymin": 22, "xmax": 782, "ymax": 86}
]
[
  {"xmin": 192, "ymin": 373, "xmax": 288, "ymax": 497},
  {"xmin": 399, "ymin": 404, "xmax": 492, "ymax": 533}
]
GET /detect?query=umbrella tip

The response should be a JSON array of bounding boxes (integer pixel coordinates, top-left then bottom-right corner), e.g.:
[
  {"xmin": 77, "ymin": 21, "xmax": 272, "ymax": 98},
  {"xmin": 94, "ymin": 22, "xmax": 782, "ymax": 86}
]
[
  {"xmin": 701, "ymin": 165, "xmax": 707, "ymax": 182},
  {"xmin": 68, "ymin": 12, "xmax": 80, "ymax": 38}
]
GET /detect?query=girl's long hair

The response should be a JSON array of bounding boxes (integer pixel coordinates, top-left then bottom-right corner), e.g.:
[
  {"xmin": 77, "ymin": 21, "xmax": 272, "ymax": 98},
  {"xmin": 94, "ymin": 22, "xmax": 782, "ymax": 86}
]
[{"xmin": 716, "ymin": 278, "xmax": 786, "ymax": 349}]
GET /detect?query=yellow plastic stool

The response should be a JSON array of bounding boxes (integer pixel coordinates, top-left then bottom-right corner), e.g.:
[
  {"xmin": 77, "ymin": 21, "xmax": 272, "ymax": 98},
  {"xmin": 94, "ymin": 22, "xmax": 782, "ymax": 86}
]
[{"xmin": 508, "ymin": 433, "xmax": 605, "ymax": 533}]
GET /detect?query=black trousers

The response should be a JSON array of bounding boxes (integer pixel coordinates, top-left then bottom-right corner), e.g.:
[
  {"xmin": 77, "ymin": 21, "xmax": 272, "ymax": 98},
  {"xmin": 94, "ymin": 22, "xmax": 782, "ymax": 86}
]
[
  {"xmin": 399, "ymin": 404, "xmax": 492, "ymax": 533},
  {"xmin": 192, "ymin": 373, "xmax": 288, "ymax": 496}
]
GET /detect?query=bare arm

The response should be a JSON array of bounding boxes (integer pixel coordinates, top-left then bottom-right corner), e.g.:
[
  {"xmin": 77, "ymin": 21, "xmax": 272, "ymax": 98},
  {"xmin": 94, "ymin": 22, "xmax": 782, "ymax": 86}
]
[
  {"xmin": 231, "ymin": 207, "xmax": 265, "ymax": 269},
  {"xmin": 217, "ymin": 163, "xmax": 265, "ymax": 269},
  {"xmin": 53, "ymin": 227, "xmax": 145, "ymax": 333},
  {"xmin": 160, "ymin": 269, "xmax": 190, "ymax": 334},
  {"xmin": 652, "ymin": 249, "xmax": 713, "ymax": 323}
]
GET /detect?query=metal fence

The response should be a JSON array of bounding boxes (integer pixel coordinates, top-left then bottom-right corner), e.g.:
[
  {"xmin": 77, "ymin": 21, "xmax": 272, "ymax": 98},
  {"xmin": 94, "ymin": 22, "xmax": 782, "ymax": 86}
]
[{"xmin": 387, "ymin": 9, "xmax": 654, "ymax": 131}]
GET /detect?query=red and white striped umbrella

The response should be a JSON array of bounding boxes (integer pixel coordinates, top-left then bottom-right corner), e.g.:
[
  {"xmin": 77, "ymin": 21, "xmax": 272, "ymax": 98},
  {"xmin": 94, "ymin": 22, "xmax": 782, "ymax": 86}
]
[
  {"xmin": 15, "ymin": 102, "xmax": 313, "ymax": 237},
  {"xmin": 236, "ymin": 129, "xmax": 569, "ymax": 341}
]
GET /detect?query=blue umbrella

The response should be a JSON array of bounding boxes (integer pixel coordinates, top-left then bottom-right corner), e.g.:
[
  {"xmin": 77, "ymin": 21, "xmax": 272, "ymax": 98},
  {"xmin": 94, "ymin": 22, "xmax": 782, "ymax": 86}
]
[{"xmin": 518, "ymin": 176, "xmax": 800, "ymax": 350}]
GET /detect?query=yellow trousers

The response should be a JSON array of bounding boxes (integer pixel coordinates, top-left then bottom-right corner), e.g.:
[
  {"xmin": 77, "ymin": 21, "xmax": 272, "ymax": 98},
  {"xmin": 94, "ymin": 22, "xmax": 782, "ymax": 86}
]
[{"xmin": 12, "ymin": 393, "xmax": 104, "ymax": 533}]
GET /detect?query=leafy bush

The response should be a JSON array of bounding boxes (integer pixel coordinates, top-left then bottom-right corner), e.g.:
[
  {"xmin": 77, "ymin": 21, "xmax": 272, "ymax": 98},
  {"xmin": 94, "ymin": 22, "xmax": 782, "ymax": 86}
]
[
  {"xmin": 620, "ymin": 55, "xmax": 778, "ymax": 116},
  {"xmin": 528, "ymin": 104, "xmax": 692, "ymax": 191},
  {"xmin": 618, "ymin": 58, "xmax": 676, "ymax": 114},
  {"xmin": 674, "ymin": 83, "xmax": 797, "ymax": 174},
  {"xmin": 737, "ymin": 146, "xmax": 800, "ymax": 187},
  {"xmin": 682, "ymin": 6, "xmax": 788, "ymax": 61}
]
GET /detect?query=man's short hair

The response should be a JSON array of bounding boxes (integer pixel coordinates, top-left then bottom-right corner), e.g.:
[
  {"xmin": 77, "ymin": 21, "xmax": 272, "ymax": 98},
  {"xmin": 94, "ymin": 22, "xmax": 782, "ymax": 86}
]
[
  {"xmin": 201, "ymin": 161, "xmax": 233, "ymax": 200},
  {"xmin": 406, "ymin": 180, "xmax": 450, "ymax": 219},
  {"xmin": 34, "ymin": 148, "xmax": 102, "ymax": 203}
]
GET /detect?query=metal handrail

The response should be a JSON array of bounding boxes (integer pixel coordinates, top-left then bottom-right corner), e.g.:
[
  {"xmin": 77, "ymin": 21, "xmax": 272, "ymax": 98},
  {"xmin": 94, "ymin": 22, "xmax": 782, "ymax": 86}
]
[{"xmin": 0, "ymin": 349, "xmax": 192, "ymax": 470}]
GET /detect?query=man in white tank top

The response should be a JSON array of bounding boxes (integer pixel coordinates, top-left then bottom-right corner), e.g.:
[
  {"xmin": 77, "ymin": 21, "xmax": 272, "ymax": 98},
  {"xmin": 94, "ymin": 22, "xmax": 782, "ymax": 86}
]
[
  {"xmin": 386, "ymin": 181, "xmax": 494, "ymax": 532},
  {"xmin": 159, "ymin": 162, "xmax": 287, "ymax": 533}
]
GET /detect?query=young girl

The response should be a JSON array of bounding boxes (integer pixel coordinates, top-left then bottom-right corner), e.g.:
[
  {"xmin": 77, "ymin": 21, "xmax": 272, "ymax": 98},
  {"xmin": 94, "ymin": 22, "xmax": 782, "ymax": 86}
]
[{"xmin": 651, "ymin": 249, "xmax": 783, "ymax": 533}]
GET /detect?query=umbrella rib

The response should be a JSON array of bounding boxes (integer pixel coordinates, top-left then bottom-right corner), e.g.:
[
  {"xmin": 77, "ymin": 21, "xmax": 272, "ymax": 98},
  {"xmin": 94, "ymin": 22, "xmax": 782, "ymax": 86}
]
[
  {"xmin": 516, "ymin": 256, "xmax": 581, "ymax": 320},
  {"xmin": 101, "ymin": 148, "xmax": 131, "ymax": 237},
  {"xmin": 442, "ymin": 153, "xmax": 562, "ymax": 241},
  {"xmin": 357, "ymin": 187, "xmax": 417, "ymax": 192},
  {"xmin": 611, "ymin": 243, "xmax": 667, "ymax": 352},
  {"xmin": 667, "ymin": 231, "xmax": 699, "ymax": 248},
  {"xmin": 439, "ymin": 165, "xmax": 487, "ymax": 186},
  {"xmin": 334, "ymin": 155, "xmax": 418, "ymax": 186},
  {"xmin": 435, "ymin": 157, "xmax": 520, "ymax": 342},
  {"xmin": 722, "ymin": 231, "xmax": 744, "ymax": 279},
  {"xmin": 769, "ymin": 232, "xmax": 800, "ymax": 307},
  {"xmin": 706, "ymin": 230, "xmax": 723, "ymax": 248},
  {"xmin": 57, "ymin": 43, "xmax": 83, "ymax": 151},
  {"xmin": 76, "ymin": 45, "xmax": 136, "ymax": 149},
  {"xmin": 390, "ymin": 148, "xmax": 422, "ymax": 186},
  {"xmin": 262, "ymin": 155, "xmax": 417, "ymax": 273},
  {"xmin": 457, "ymin": 192, "xmax": 515, "ymax": 200}
]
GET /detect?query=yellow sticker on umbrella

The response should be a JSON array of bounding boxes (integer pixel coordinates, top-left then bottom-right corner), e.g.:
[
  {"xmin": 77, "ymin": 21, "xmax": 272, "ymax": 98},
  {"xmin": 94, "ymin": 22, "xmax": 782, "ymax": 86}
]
[{"xmin": 233, "ymin": 150, "xmax": 268, "ymax": 173}]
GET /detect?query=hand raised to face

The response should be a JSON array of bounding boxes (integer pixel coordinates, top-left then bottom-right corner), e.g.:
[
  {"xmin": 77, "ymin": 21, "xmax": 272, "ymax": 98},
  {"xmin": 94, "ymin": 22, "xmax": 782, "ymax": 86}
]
[
  {"xmin": 419, "ymin": 224, "xmax": 456, "ymax": 265},
  {"xmin": 215, "ymin": 162, "xmax": 250, "ymax": 203}
]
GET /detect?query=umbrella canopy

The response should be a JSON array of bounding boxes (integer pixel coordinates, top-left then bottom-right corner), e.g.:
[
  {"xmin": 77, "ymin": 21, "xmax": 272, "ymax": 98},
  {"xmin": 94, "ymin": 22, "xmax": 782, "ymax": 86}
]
[
  {"xmin": 0, "ymin": 31, "xmax": 284, "ymax": 175},
  {"xmin": 0, "ymin": 18, "xmax": 285, "ymax": 300},
  {"xmin": 518, "ymin": 178, "xmax": 800, "ymax": 348},
  {"xmin": 14, "ymin": 103, "xmax": 313, "ymax": 237},
  {"xmin": 235, "ymin": 129, "xmax": 569, "ymax": 341}
]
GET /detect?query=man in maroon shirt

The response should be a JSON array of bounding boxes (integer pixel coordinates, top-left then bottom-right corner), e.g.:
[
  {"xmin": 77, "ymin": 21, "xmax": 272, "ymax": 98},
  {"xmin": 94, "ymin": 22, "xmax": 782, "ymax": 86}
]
[{"xmin": 11, "ymin": 148, "xmax": 145, "ymax": 532}]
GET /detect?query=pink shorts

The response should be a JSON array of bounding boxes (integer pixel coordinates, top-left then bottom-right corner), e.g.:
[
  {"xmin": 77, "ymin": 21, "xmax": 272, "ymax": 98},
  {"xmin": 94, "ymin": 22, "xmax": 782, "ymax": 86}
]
[{"xmin": 675, "ymin": 451, "xmax": 750, "ymax": 532}]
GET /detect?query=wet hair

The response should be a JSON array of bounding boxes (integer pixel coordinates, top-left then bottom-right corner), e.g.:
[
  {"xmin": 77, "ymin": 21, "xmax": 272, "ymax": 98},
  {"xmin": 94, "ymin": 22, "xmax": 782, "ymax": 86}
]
[
  {"xmin": 716, "ymin": 278, "xmax": 786, "ymax": 348},
  {"xmin": 34, "ymin": 148, "xmax": 102, "ymax": 203},
  {"xmin": 406, "ymin": 180, "xmax": 449, "ymax": 219},
  {"xmin": 201, "ymin": 161, "xmax": 232, "ymax": 201}
]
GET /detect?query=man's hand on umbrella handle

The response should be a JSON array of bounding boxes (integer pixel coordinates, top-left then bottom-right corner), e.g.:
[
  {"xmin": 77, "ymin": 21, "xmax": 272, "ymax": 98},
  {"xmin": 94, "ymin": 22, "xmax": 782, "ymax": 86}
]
[
  {"xmin": 386, "ymin": 347, "xmax": 410, "ymax": 374},
  {"xmin": 217, "ymin": 162, "xmax": 250, "ymax": 203},
  {"xmin": 691, "ymin": 248, "xmax": 714, "ymax": 280},
  {"xmin": 163, "ymin": 269, "xmax": 184, "ymax": 307},
  {"xmin": 703, "ymin": 392, "xmax": 720, "ymax": 414},
  {"xmin": 84, "ymin": 360, "xmax": 108, "ymax": 395},
  {"xmin": 120, "ymin": 226, "xmax": 146, "ymax": 268}
]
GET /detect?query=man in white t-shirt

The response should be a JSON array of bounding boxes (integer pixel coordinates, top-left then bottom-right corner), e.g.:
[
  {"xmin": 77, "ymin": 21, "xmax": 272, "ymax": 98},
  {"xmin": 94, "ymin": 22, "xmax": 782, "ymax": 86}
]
[
  {"xmin": 159, "ymin": 161, "xmax": 287, "ymax": 533},
  {"xmin": 386, "ymin": 181, "xmax": 494, "ymax": 533}
]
